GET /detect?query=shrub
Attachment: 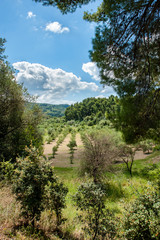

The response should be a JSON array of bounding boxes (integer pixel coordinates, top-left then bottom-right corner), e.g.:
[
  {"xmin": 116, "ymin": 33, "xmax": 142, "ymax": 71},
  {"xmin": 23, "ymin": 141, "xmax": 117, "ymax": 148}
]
[
  {"xmin": 44, "ymin": 180, "xmax": 68, "ymax": 226},
  {"xmin": 0, "ymin": 159, "xmax": 14, "ymax": 182},
  {"xmin": 73, "ymin": 182, "xmax": 116, "ymax": 240},
  {"xmin": 80, "ymin": 130, "xmax": 120, "ymax": 183},
  {"xmin": 12, "ymin": 146, "xmax": 56, "ymax": 227},
  {"xmin": 123, "ymin": 188, "xmax": 160, "ymax": 240}
]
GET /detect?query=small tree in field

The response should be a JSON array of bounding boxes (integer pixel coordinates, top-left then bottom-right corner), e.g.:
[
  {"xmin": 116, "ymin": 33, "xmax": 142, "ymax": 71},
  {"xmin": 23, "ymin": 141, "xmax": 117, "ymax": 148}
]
[
  {"xmin": 73, "ymin": 182, "xmax": 116, "ymax": 240},
  {"xmin": 67, "ymin": 131, "xmax": 77, "ymax": 164},
  {"xmin": 119, "ymin": 145, "xmax": 136, "ymax": 177},
  {"xmin": 80, "ymin": 130, "xmax": 119, "ymax": 183}
]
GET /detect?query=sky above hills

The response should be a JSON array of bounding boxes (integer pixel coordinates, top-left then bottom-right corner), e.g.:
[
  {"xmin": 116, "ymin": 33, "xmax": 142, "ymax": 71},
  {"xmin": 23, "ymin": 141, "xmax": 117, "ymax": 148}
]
[{"xmin": 0, "ymin": 0, "xmax": 115, "ymax": 104}]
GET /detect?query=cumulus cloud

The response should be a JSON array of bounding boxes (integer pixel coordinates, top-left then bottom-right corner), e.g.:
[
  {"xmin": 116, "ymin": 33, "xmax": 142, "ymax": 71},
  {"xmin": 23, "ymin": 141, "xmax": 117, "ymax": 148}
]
[
  {"xmin": 45, "ymin": 22, "xmax": 70, "ymax": 34},
  {"xmin": 13, "ymin": 61, "xmax": 99, "ymax": 104},
  {"xmin": 82, "ymin": 62, "xmax": 100, "ymax": 81},
  {"xmin": 27, "ymin": 11, "xmax": 36, "ymax": 19}
]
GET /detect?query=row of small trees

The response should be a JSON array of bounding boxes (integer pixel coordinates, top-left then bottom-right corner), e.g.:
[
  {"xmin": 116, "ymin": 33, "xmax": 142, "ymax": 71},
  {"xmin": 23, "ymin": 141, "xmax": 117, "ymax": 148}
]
[{"xmin": 52, "ymin": 128, "xmax": 69, "ymax": 158}]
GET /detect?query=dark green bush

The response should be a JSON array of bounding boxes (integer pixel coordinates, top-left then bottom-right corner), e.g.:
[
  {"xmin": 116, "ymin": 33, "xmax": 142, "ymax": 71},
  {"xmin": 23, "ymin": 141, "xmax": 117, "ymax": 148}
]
[
  {"xmin": 44, "ymin": 180, "xmax": 68, "ymax": 226},
  {"xmin": 123, "ymin": 188, "xmax": 160, "ymax": 240},
  {"xmin": 12, "ymin": 145, "xmax": 66, "ymax": 227},
  {"xmin": 73, "ymin": 182, "xmax": 116, "ymax": 240}
]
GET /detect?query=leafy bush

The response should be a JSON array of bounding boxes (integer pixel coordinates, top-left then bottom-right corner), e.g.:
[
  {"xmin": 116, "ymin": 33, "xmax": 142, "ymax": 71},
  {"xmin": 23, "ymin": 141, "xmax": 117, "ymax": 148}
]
[
  {"xmin": 123, "ymin": 188, "xmax": 160, "ymax": 240},
  {"xmin": 0, "ymin": 160, "xmax": 14, "ymax": 182},
  {"xmin": 44, "ymin": 180, "xmax": 68, "ymax": 226},
  {"xmin": 73, "ymin": 182, "xmax": 116, "ymax": 240},
  {"xmin": 12, "ymin": 145, "xmax": 60, "ymax": 227}
]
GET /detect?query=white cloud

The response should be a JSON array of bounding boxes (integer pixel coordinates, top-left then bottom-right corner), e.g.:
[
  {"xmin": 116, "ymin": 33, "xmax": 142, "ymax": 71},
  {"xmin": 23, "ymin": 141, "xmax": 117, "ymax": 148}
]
[
  {"xmin": 101, "ymin": 86, "xmax": 116, "ymax": 95},
  {"xmin": 27, "ymin": 11, "xmax": 36, "ymax": 19},
  {"xmin": 45, "ymin": 22, "xmax": 70, "ymax": 34},
  {"xmin": 13, "ymin": 61, "xmax": 99, "ymax": 104},
  {"xmin": 82, "ymin": 62, "xmax": 100, "ymax": 81}
]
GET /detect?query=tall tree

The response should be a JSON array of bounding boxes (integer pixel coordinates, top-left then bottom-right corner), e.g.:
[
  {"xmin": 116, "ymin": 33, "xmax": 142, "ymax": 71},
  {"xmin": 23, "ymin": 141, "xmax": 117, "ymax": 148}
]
[{"xmin": 0, "ymin": 38, "xmax": 43, "ymax": 161}]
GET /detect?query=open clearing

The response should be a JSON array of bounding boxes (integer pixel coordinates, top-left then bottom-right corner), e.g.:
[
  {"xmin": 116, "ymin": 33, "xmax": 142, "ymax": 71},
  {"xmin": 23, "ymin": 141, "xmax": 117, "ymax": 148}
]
[{"xmin": 43, "ymin": 133, "xmax": 150, "ymax": 167}]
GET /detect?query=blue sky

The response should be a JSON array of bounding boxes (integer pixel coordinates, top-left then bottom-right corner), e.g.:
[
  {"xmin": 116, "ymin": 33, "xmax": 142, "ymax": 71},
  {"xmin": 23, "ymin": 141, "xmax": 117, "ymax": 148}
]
[{"xmin": 0, "ymin": 0, "xmax": 115, "ymax": 104}]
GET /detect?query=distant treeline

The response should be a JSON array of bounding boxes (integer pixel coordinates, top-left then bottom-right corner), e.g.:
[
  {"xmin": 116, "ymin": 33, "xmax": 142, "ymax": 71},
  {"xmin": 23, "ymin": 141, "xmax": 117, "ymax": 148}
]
[
  {"xmin": 65, "ymin": 96, "xmax": 119, "ymax": 121},
  {"xmin": 31, "ymin": 103, "xmax": 70, "ymax": 117}
]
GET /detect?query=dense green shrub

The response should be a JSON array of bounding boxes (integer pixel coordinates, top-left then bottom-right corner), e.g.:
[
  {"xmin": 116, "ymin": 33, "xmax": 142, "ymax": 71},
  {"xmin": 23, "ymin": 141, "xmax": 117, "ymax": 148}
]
[
  {"xmin": 0, "ymin": 160, "xmax": 14, "ymax": 182},
  {"xmin": 73, "ymin": 182, "xmax": 116, "ymax": 240},
  {"xmin": 44, "ymin": 180, "xmax": 68, "ymax": 226},
  {"xmin": 12, "ymin": 145, "xmax": 66, "ymax": 227},
  {"xmin": 123, "ymin": 188, "xmax": 160, "ymax": 240}
]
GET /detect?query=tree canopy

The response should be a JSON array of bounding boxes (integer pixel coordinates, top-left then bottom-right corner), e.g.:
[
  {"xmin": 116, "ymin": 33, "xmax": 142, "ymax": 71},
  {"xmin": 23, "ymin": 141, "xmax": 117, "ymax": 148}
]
[
  {"xmin": 65, "ymin": 96, "xmax": 119, "ymax": 122},
  {"xmin": 0, "ymin": 38, "xmax": 43, "ymax": 161},
  {"xmin": 34, "ymin": 0, "xmax": 94, "ymax": 14}
]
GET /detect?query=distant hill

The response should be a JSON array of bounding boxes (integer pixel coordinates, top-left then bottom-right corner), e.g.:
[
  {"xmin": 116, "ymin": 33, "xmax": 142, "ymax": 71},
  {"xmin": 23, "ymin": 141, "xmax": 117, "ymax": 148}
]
[{"xmin": 33, "ymin": 103, "xmax": 70, "ymax": 117}]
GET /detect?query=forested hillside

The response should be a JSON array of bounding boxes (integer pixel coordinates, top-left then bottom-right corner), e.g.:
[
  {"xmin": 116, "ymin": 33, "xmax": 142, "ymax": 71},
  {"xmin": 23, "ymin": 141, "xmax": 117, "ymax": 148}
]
[
  {"xmin": 65, "ymin": 96, "xmax": 119, "ymax": 122},
  {"xmin": 32, "ymin": 103, "xmax": 69, "ymax": 117}
]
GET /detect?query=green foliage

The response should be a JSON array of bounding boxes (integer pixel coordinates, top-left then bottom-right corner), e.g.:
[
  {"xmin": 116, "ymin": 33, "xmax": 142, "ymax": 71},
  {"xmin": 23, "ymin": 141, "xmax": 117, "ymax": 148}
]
[
  {"xmin": 12, "ymin": 146, "xmax": 55, "ymax": 226},
  {"xmin": 34, "ymin": 0, "xmax": 92, "ymax": 14},
  {"xmin": 0, "ymin": 39, "xmax": 43, "ymax": 162},
  {"xmin": 65, "ymin": 96, "xmax": 119, "ymax": 124},
  {"xmin": 73, "ymin": 182, "xmax": 117, "ymax": 240},
  {"xmin": 86, "ymin": 0, "xmax": 160, "ymax": 142},
  {"xmin": 0, "ymin": 160, "xmax": 14, "ymax": 182},
  {"xmin": 123, "ymin": 188, "xmax": 160, "ymax": 240},
  {"xmin": 44, "ymin": 180, "xmax": 68, "ymax": 226},
  {"xmin": 52, "ymin": 145, "xmax": 58, "ymax": 158}
]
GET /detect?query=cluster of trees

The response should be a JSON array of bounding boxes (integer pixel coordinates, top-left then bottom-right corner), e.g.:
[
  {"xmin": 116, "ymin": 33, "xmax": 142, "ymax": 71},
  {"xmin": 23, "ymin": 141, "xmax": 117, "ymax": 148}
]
[
  {"xmin": 0, "ymin": 38, "xmax": 43, "ymax": 162},
  {"xmin": 65, "ymin": 96, "xmax": 119, "ymax": 122}
]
